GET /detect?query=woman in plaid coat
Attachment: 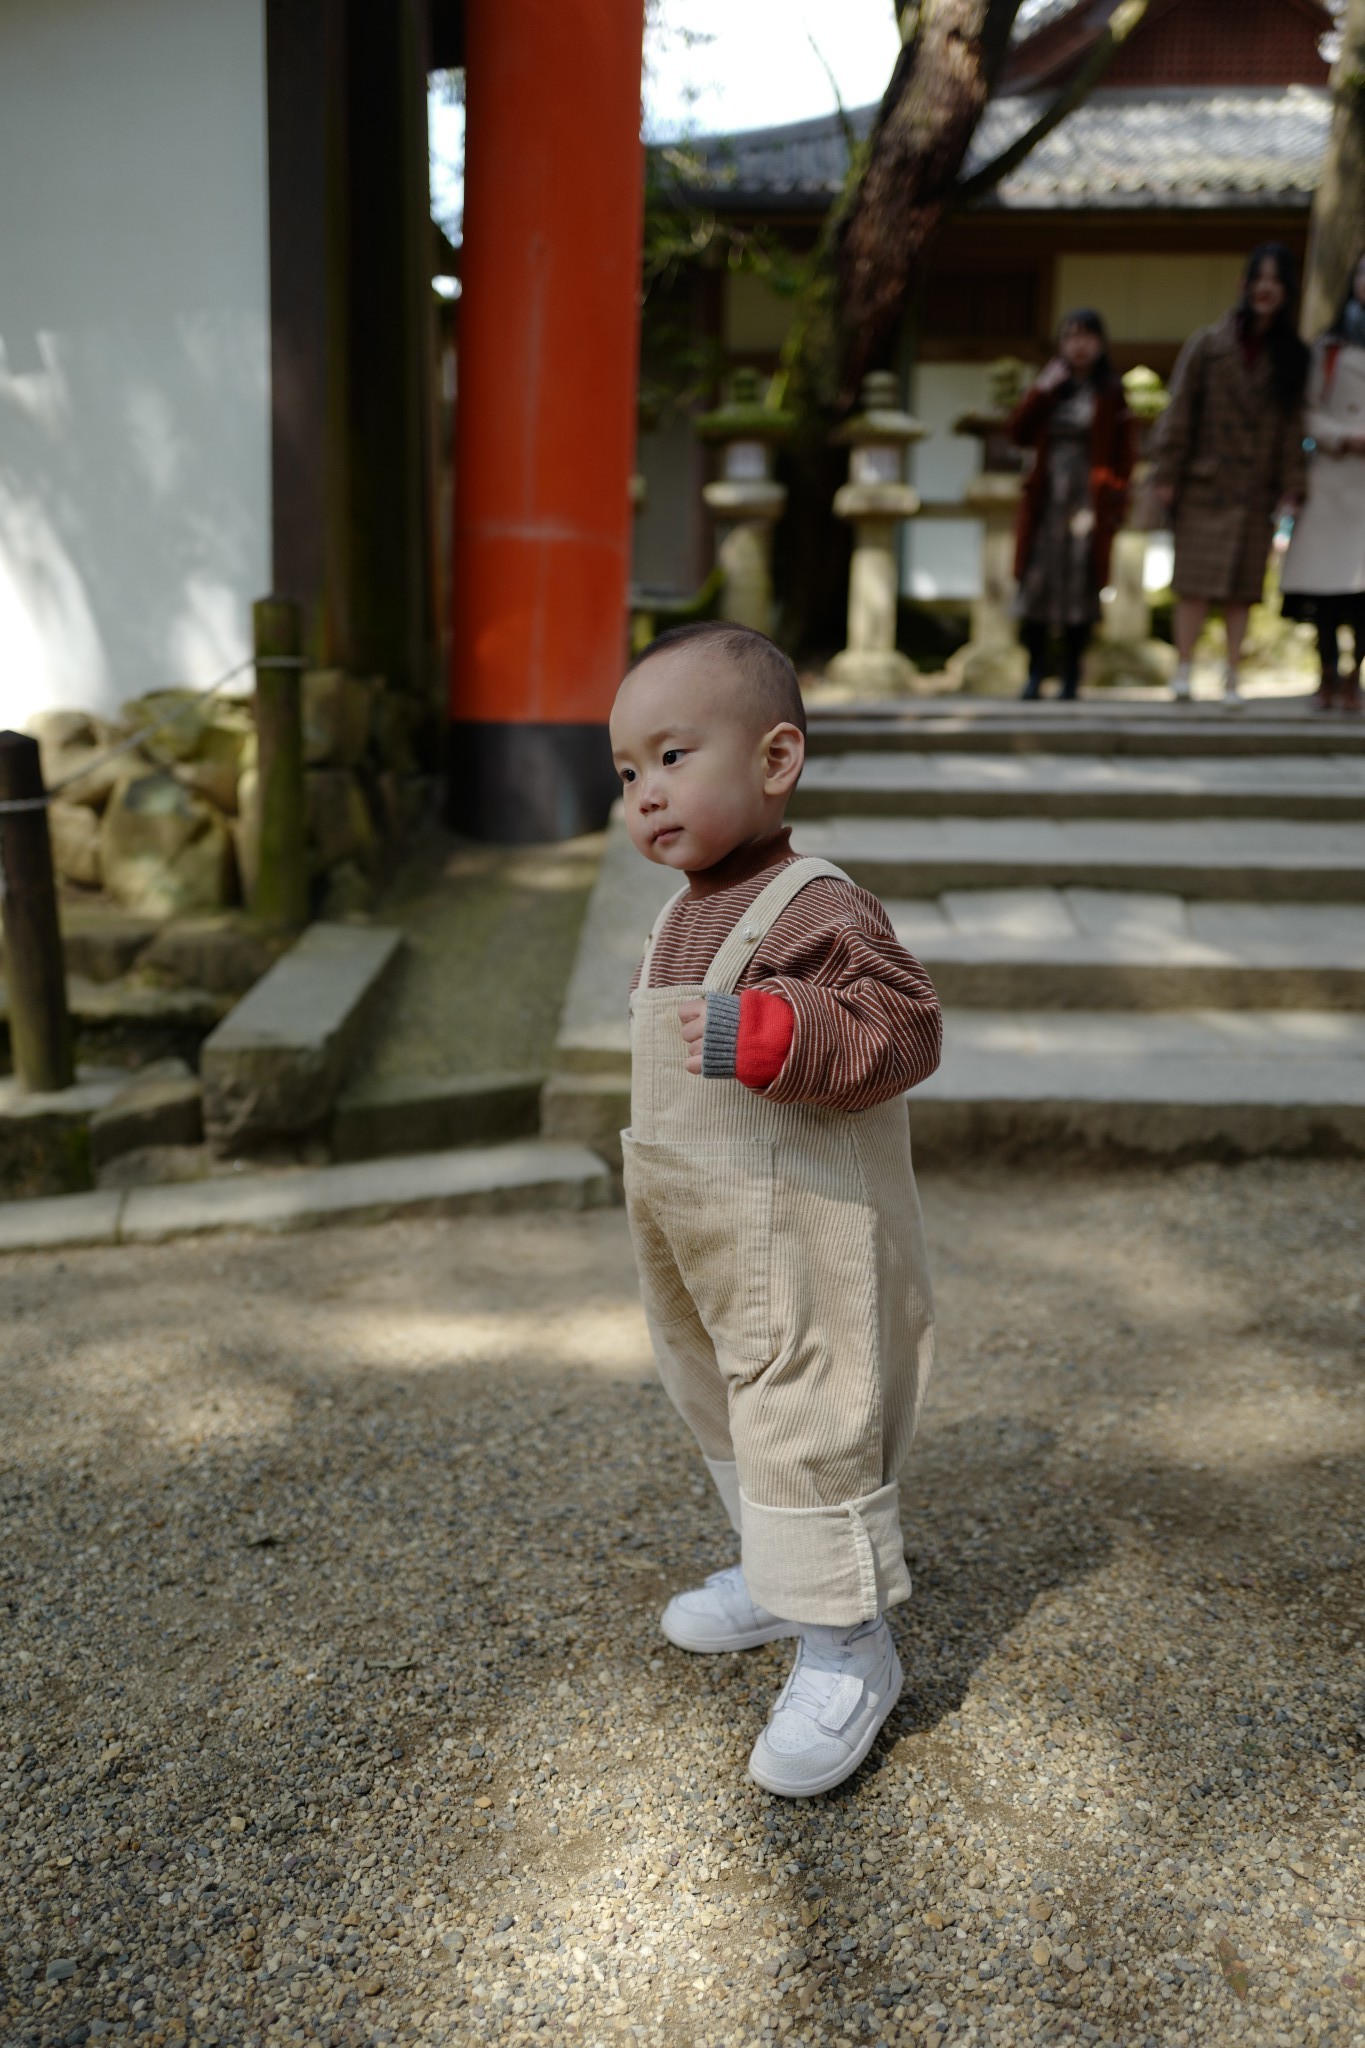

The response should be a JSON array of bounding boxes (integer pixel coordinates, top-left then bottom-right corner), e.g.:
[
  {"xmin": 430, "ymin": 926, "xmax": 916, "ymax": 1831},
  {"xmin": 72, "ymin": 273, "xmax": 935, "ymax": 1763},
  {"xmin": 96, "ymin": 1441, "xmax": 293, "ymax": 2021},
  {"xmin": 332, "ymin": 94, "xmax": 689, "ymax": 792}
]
[{"xmin": 1152, "ymin": 244, "xmax": 1309, "ymax": 704}]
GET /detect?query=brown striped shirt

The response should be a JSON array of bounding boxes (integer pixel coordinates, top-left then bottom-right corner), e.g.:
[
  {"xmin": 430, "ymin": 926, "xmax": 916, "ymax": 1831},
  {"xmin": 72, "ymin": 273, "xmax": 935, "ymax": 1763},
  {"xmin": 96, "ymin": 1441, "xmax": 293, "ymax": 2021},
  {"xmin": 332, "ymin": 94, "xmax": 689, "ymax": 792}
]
[{"xmin": 632, "ymin": 828, "xmax": 943, "ymax": 1112}]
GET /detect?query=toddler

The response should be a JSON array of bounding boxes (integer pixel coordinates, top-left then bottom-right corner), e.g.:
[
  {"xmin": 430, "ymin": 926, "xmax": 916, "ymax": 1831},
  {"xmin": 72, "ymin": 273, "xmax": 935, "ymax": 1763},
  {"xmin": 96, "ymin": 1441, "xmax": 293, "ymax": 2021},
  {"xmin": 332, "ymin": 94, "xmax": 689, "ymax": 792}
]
[{"xmin": 610, "ymin": 620, "xmax": 941, "ymax": 1798}]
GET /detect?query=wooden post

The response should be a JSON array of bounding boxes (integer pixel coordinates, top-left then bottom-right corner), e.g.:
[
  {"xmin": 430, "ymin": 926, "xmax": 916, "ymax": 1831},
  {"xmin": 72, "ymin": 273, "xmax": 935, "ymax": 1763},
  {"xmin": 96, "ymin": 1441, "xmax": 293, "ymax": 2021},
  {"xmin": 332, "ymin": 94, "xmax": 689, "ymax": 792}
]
[
  {"xmin": 252, "ymin": 596, "xmax": 308, "ymax": 928},
  {"xmin": 0, "ymin": 731, "xmax": 75, "ymax": 1093}
]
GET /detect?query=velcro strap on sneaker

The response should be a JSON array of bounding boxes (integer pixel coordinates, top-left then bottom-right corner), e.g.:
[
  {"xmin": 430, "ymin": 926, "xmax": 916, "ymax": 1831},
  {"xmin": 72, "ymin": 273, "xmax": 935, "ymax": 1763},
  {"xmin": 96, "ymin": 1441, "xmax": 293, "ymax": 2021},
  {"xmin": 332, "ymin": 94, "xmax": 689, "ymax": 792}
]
[{"xmin": 815, "ymin": 1673, "xmax": 865, "ymax": 1734}]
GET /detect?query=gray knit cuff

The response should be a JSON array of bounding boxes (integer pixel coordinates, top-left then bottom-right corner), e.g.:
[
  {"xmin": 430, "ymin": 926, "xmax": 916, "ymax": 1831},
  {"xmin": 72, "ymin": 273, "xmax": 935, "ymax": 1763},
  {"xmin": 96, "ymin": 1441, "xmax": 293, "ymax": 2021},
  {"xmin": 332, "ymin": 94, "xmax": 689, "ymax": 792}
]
[{"xmin": 700, "ymin": 992, "xmax": 741, "ymax": 1078}]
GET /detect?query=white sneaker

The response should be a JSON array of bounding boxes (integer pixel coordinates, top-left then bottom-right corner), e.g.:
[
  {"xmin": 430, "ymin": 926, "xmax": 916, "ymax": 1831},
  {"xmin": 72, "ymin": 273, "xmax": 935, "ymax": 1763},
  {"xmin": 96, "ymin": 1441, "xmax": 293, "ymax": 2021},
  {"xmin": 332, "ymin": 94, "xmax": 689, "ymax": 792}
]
[
  {"xmin": 748, "ymin": 1617, "xmax": 902, "ymax": 1798},
  {"xmin": 659, "ymin": 1564, "xmax": 799, "ymax": 1654},
  {"xmin": 1223, "ymin": 672, "xmax": 1244, "ymax": 706},
  {"xmin": 1170, "ymin": 664, "xmax": 1192, "ymax": 701}
]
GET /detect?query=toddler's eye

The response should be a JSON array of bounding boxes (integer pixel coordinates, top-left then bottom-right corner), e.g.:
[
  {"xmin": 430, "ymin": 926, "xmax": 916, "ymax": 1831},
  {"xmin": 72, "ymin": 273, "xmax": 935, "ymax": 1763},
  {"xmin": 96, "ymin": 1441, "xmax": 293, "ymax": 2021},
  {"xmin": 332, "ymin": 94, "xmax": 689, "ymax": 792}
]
[
  {"xmin": 661, "ymin": 748, "xmax": 683, "ymax": 766},
  {"xmin": 618, "ymin": 766, "xmax": 636, "ymax": 785}
]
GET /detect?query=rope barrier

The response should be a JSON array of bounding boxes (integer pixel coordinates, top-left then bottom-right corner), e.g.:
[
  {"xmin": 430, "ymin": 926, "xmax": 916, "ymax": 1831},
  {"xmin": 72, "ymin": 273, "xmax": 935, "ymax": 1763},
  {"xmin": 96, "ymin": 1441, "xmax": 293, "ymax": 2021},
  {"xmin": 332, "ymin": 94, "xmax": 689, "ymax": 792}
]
[{"xmin": 0, "ymin": 653, "xmax": 309, "ymax": 816}]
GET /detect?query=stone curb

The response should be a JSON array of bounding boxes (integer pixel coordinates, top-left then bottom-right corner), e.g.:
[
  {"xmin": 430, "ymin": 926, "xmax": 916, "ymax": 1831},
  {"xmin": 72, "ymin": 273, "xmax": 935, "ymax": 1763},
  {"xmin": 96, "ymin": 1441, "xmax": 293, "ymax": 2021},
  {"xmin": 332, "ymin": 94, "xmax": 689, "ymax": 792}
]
[{"xmin": 0, "ymin": 1140, "xmax": 612, "ymax": 1255}]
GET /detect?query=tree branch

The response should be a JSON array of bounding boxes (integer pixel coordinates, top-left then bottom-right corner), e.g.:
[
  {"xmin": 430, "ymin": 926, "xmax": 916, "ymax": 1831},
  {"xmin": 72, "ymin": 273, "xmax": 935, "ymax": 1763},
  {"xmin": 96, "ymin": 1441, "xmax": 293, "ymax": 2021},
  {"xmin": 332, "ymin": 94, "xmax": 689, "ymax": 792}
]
[
  {"xmin": 954, "ymin": 0, "xmax": 1153, "ymax": 204},
  {"xmin": 832, "ymin": 0, "xmax": 1025, "ymax": 398}
]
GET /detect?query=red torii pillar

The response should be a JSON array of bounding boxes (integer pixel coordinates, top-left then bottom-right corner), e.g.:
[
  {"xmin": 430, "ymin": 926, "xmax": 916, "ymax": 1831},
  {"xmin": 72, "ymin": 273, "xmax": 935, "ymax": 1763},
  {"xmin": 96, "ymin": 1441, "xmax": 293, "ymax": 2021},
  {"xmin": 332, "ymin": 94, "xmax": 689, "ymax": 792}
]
[{"xmin": 449, "ymin": 0, "xmax": 645, "ymax": 841}]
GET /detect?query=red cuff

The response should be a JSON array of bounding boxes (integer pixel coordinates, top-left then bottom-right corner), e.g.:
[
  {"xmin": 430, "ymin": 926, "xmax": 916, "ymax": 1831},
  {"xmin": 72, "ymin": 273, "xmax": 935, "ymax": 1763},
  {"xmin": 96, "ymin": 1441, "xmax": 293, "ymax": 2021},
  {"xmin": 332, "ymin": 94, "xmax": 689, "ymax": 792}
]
[{"xmin": 735, "ymin": 988, "xmax": 794, "ymax": 1090}]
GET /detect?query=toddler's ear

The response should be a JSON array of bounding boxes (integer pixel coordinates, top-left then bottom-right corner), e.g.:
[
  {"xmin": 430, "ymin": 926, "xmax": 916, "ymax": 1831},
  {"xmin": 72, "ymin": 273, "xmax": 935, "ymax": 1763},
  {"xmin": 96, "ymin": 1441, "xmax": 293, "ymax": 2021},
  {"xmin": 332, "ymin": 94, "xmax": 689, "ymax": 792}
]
[{"xmin": 763, "ymin": 722, "xmax": 805, "ymax": 797}]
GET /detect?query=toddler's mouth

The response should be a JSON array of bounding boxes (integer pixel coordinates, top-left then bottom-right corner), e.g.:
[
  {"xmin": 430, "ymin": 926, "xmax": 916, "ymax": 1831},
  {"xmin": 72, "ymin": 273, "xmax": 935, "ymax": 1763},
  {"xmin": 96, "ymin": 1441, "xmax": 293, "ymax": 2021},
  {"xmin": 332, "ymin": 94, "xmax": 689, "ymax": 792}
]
[{"xmin": 652, "ymin": 825, "xmax": 683, "ymax": 847}]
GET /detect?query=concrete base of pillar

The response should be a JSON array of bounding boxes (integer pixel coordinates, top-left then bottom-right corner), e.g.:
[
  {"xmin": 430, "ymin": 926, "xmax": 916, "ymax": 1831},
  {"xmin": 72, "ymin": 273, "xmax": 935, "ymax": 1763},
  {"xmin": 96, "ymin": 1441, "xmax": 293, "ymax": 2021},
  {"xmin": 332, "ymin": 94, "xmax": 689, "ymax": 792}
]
[
  {"xmin": 950, "ymin": 641, "xmax": 1028, "ymax": 696},
  {"xmin": 446, "ymin": 721, "xmax": 618, "ymax": 843},
  {"xmin": 1088, "ymin": 637, "xmax": 1174, "ymax": 690},
  {"xmin": 824, "ymin": 647, "xmax": 919, "ymax": 696}
]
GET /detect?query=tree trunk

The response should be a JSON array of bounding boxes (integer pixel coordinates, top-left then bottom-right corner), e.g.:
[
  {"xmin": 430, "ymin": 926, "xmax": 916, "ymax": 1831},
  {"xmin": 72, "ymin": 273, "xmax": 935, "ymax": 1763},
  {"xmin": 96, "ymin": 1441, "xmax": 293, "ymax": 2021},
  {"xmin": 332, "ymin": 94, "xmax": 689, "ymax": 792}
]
[
  {"xmin": 835, "ymin": 0, "xmax": 1021, "ymax": 399},
  {"xmin": 1302, "ymin": 0, "xmax": 1365, "ymax": 338}
]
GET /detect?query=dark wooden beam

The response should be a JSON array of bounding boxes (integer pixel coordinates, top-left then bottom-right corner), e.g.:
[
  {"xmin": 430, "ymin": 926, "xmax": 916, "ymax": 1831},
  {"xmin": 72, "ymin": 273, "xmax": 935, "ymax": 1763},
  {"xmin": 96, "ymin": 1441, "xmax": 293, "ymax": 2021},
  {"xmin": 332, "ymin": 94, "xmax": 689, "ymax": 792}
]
[{"xmin": 265, "ymin": 0, "xmax": 352, "ymax": 661}]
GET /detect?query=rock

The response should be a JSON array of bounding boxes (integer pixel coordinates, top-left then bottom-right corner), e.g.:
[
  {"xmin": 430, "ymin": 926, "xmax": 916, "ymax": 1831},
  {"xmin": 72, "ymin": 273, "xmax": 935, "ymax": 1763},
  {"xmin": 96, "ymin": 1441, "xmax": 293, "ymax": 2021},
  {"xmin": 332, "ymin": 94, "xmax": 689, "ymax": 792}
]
[
  {"xmin": 122, "ymin": 691, "xmax": 252, "ymax": 770},
  {"xmin": 27, "ymin": 709, "xmax": 97, "ymax": 756},
  {"xmin": 175, "ymin": 758, "xmax": 239, "ymax": 816},
  {"xmin": 1030, "ymin": 1938, "xmax": 1052, "ymax": 1969},
  {"xmin": 48, "ymin": 800, "xmax": 103, "ymax": 888},
  {"xmin": 139, "ymin": 916, "xmax": 284, "ymax": 996},
  {"xmin": 26, "ymin": 710, "xmax": 149, "ymax": 812},
  {"xmin": 306, "ymin": 770, "xmax": 376, "ymax": 874},
  {"xmin": 45, "ymin": 1958, "xmax": 76, "ymax": 1984},
  {"xmin": 319, "ymin": 861, "xmax": 376, "ymax": 920},
  {"xmin": 55, "ymin": 910, "xmax": 158, "ymax": 984},
  {"xmin": 375, "ymin": 771, "xmax": 435, "ymax": 844},
  {"xmin": 101, "ymin": 773, "xmax": 238, "ymax": 918},
  {"xmin": 1027, "ymin": 1896, "xmax": 1053, "ymax": 1922},
  {"xmin": 303, "ymin": 670, "xmax": 375, "ymax": 768},
  {"xmin": 89, "ymin": 1063, "xmax": 203, "ymax": 1169},
  {"xmin": 371, "ymin": 689, "xmax": 416, "ymax": 775}
]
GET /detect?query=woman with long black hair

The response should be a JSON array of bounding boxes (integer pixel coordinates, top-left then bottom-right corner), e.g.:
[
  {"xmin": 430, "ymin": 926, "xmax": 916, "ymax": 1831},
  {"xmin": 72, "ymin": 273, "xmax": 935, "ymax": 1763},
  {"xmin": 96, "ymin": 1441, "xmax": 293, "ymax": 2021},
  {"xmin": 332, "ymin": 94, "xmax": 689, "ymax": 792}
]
[
  {"xmin": 1280, "ymin": 251, "xmax": 1365, "ymax": 712},
  {"xmin": 1008, "ymin": 308, "xmax": 1136, "ymax": 700},
  {"xmin": 1151, "ymin": 243, "xmax": 1309, "ymax": 704}
]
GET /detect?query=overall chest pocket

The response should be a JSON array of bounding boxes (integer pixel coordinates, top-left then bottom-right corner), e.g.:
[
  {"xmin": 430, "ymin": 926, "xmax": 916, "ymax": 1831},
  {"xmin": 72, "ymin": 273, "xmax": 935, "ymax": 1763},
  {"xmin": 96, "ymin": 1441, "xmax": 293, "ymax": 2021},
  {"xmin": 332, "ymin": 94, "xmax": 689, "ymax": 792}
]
[{"xmin": 621, "ymin": 1134, "xmax": 775, "ymax": 1374}]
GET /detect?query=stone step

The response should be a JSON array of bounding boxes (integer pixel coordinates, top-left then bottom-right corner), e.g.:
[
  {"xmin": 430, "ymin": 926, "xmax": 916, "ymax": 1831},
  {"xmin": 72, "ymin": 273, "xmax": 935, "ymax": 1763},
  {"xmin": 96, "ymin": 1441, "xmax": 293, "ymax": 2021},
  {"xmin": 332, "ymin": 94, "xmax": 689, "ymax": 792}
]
[
  {"xmin": 200, "ymin": 921, "xmax": 403, "ymax": 1154},
  {"xmin": 543, "ymin": 1011, "xmax": 1365, "ymax": 1167},
  {"xmin": 0, "ymin": 1139, "xmax": 611, "ymax": 1254},
  {"xmin": 793, "ymin": 751, "xmax": 1365, "ymax": 821},
  {"xmin": 331, "ymin": 1070, "xmax": 544, "ymax": 1162},
  {"xmin": 547, "ymin": 814, "xmax": 1365, "ymax": 1066},
  {"xmin": 908, "ymin": 1008, "xmax": 1365, "ymax": 1162},
  {"xmin": 794, "ymin": 816, "xmax": 1365, "ymax": 901},
  {"xmin": 890, "ymin": 891, "xmax": 1365, "ymax": 1010},
  {"xmin": 805, "ymin": 702, "xmax": 1365, "ymax": 758}
]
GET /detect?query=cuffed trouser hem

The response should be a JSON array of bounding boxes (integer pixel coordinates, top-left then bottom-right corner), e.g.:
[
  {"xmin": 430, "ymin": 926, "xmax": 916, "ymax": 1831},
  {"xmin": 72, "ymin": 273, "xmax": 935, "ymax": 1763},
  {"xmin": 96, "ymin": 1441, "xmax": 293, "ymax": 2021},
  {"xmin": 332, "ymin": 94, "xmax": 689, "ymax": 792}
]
[
  {"xmin": 704, "ymin": 1456, "xmax": 743, "ymax": 1535},
  {"xmin": 739, "ymin": 1479, "xmax": 912, "ymax": 1626}
]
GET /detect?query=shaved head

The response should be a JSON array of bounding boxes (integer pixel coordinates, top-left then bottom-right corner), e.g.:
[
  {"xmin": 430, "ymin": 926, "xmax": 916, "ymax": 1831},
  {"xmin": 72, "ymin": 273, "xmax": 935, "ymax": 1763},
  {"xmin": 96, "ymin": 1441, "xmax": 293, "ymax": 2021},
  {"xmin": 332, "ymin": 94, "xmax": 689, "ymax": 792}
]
[{"xmin": 626, "ymin": 621, "xmax": 807, "ymax": 738}]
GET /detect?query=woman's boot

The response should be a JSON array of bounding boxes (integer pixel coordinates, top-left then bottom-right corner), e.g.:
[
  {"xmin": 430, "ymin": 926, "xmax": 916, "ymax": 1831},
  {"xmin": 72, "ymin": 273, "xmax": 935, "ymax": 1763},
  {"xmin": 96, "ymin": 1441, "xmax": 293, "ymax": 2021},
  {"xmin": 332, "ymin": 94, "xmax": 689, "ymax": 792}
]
[
  {"xmin": 1314, "ymin": 666, "xmax": 1341, "ymax": 712},
  {"xmin": 1059, "ymin": 625, "xmax": 1089, "ymax": 701},
  {"xmin": 1020, "ymin": 622, "xmax": 1048, "ymax": 701}
]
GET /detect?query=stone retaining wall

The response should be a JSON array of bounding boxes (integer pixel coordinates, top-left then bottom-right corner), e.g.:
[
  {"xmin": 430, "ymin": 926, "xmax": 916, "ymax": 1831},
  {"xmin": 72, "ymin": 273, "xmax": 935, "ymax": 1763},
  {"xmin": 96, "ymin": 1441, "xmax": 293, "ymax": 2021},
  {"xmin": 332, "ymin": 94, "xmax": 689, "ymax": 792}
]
[{"xmin": 27, "ymin": 670, "xmax": 433, "ymax": 922}]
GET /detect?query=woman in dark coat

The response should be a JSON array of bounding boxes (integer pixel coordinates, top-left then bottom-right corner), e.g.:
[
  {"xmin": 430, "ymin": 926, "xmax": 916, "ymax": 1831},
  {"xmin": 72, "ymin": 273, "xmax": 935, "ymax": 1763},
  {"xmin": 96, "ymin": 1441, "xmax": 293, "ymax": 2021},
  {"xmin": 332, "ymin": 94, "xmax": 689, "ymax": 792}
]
[
  {"xmin": 1008, "ymin": 308, "xmax": 1136, "ymax": 700},
  {"xmin": 1151, "ymin": 243, "xmax": 1309, "ymax": 704}
]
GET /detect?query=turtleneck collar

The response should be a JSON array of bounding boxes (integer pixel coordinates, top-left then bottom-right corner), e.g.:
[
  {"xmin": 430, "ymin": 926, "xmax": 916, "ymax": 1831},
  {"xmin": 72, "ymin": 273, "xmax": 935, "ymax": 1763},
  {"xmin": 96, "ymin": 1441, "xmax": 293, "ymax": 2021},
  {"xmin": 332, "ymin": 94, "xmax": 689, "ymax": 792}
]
[{"xmin": 685, "ymin": 825, "xmax": 794, "ymax": 899}]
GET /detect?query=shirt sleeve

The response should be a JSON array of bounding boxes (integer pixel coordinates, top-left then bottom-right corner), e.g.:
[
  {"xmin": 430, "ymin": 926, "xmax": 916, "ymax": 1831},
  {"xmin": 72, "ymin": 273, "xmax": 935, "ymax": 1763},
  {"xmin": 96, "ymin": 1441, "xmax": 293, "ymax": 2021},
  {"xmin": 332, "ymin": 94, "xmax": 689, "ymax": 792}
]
[{"xmin": 741, "ymin": 879, "xmax": 943, "ymax": 1111}]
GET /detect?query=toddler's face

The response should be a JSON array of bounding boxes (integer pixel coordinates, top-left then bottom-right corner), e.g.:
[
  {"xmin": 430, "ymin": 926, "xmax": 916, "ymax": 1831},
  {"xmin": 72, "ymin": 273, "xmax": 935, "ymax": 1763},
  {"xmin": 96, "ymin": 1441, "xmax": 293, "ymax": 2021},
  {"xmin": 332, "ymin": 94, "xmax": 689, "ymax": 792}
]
[{"xmin": 610, "ymin": 650, "xmax": 794, "ymax": 873}]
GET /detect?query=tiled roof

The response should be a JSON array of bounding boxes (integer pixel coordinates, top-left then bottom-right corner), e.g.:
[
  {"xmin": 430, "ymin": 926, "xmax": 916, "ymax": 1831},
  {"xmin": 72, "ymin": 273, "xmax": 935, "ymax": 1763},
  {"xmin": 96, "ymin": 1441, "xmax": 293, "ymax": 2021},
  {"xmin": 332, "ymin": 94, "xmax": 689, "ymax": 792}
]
[
  {"xmin": 664, "ymin": 84, "xmax": 1329, "ymax": 212},
  {"xmin": 966, "ymin": 84, "xmax": 1330, "ymax": 207}
]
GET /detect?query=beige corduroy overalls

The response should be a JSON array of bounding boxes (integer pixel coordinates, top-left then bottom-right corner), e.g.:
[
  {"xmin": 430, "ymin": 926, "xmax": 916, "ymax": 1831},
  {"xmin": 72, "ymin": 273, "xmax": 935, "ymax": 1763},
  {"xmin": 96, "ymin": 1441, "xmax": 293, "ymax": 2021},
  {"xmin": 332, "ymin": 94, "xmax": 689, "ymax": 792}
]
[{"xmin": 623, "ymin": 857, "xmax": 935, "ymax": 1627}]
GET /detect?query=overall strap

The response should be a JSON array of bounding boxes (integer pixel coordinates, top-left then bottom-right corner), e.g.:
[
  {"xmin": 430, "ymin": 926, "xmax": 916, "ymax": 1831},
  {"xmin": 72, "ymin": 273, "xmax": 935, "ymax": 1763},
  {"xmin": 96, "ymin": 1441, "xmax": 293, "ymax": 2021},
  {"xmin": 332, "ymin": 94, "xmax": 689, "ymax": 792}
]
[
  {"xmin": 703, "ymin": 858, "xmax": 853, "ymax": 995},
  {"xmin": 638, "ymin": 883, "xmax": 691, "ymax": 991}
]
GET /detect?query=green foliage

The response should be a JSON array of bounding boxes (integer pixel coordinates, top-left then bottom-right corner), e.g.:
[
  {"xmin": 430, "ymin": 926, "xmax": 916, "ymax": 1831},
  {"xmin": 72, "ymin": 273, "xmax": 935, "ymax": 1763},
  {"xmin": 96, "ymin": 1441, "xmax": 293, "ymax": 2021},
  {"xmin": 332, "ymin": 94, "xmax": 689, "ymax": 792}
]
[{"xmin": 640, "ymin": 144, "xmax": 809, "ymax": 424}]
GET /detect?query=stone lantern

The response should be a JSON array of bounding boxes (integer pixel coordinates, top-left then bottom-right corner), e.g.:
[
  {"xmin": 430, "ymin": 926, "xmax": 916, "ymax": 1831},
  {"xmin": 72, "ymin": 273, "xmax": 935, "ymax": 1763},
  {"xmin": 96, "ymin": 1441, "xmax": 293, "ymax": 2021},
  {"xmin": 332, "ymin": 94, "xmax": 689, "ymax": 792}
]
[
  {"xmin": 696, "ymin": 368, "xmax": 793, "ymax": 634},
  {"xmin": 825, "ymin": 370, "xmax": 927, "ymax": 696},
  {"xmin": 951, "ymin": 357, "xmax": 1032, "ymax": 695}
]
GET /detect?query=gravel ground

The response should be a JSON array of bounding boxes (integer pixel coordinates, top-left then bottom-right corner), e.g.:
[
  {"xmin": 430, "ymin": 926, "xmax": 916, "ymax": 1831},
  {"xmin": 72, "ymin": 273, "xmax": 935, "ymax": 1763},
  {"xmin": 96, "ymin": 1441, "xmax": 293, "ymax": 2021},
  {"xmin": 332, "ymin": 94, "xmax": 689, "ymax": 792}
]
[{"xmin": 1, "ymin": 1160, "xmax": 1361, "ymax": 2048}]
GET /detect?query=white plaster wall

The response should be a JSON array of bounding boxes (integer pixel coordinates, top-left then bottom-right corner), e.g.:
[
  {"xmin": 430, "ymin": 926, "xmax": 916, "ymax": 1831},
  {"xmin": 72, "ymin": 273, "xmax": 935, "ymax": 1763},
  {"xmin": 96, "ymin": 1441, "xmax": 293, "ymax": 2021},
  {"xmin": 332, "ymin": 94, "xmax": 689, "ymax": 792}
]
[
  {"xmin": 904, "ymin": 362, "xmax": 1021, "ymax": 601},
  {"xmin": 0, "ymin": 0, "xmax": 270, "ymax": 728}
]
